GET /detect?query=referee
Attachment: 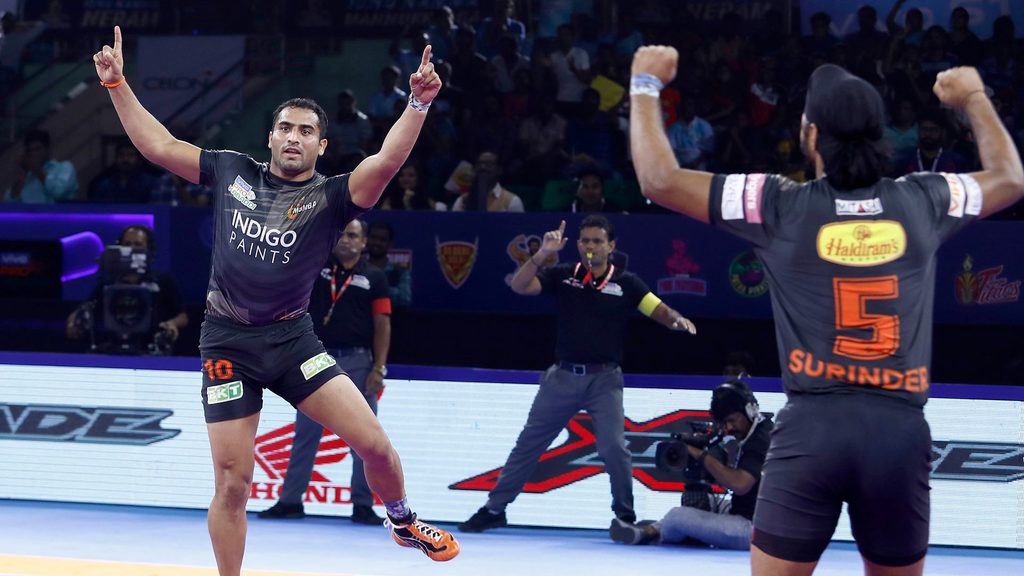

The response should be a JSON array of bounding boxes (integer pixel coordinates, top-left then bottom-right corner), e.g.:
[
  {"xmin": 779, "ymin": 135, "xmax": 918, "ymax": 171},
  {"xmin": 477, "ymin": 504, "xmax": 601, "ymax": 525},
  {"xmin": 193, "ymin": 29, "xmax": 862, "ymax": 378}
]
[{"xmin": 459, "ymin": 215, "xmax": 696, "ymax": 532}]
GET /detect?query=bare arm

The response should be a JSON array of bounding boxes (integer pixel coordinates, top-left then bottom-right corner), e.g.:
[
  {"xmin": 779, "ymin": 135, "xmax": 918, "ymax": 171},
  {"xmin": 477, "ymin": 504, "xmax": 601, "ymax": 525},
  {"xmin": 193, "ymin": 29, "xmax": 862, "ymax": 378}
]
[
  {"xmin": 94, "ymin": 26, "xmax": 201, "ymax": 183},
  {"xmin": 510, "ymin": 220, "xmax": 567, "ymax": 295},
  {"xmin": 630, "ymin": 46, "xmax": 714, "ymax": 222},
  {"xmin": 934, "ymin": 67, "xmax": 1024, "ymax": 218},
  {"xmin": 687, "ymin": 444, "xmax": 756, "ymax": 495},
  {"xmin": 649, "ymin": 302, "xmax": 696, "ymax": 334},
  {"xmin": 364, "ymin": 312, "xmax": 391, "ymax": 398},
  {"xmin": 350, "ymin": 46, "xmax": 442, "ymax": 208}
]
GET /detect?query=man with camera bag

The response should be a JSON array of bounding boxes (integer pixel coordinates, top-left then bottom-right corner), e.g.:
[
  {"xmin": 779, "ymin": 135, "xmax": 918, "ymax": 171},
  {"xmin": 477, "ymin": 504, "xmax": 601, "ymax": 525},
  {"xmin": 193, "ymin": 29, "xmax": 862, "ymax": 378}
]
[{"xmin": 610, "ymin": 380, "xmax": 772, "ymax": 549}]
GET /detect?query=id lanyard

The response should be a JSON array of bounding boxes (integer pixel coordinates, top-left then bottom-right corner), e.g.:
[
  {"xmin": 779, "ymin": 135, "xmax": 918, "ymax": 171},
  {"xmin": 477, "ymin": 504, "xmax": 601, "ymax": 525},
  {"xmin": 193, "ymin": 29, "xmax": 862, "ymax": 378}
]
[
  {"xmin": 322, "ymin": 266, "xmax": 353, "ymax": 326},
  {"xmin": 917, "ymin": 147, "xmax": 941, "ymax": 172},
  {"xmin": 573, "ymin": 262, "xmax": 615, "ymax": 290}
]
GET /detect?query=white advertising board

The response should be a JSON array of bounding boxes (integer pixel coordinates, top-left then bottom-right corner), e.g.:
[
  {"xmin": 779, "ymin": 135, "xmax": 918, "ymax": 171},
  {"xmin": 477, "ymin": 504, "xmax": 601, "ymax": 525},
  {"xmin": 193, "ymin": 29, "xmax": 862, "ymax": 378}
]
[{"xmin": 0, "ymin": 362, "xmax": 1021, "ymax": 548}]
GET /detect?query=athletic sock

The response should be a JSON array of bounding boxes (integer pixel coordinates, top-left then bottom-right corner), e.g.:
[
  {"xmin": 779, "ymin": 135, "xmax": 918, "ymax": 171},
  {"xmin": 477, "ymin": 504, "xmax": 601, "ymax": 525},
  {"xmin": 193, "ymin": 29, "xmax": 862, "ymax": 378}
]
[{"xmin": 384, "ymin": 497, "xmax": 413, "ymax": 524}]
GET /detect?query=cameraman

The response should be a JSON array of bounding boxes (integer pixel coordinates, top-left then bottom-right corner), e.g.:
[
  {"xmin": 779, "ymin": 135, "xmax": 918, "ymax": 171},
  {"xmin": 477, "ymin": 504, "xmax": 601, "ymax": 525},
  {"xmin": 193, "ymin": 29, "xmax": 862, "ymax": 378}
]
[
  {"xmin": 610, "ymin": 380, "xmax": 773, "ymax": 549},
  {"xmin": 66, "ymin": 225, "xmax": 188, "ymax": 353}
]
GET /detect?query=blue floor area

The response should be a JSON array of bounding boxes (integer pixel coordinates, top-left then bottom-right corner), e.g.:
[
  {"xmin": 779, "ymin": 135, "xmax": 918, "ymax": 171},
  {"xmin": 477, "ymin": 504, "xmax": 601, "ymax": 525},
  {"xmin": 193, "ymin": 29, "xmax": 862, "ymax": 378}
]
[{"xmin": 1, "ymin": 500, "xmax": 1021, "ymax": 575}]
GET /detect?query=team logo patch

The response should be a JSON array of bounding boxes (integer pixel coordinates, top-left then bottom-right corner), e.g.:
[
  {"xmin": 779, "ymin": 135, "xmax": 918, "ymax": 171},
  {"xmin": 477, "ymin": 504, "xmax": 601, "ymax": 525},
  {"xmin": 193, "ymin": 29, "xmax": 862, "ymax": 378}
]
[
  {"xmin": 955, "ymin": 255, "xmax": 1021, "ymax": 305},
  {"xmin": 600, "ymin": 282, "xmax": 623, "ymax": 296},
  {"xmin": 816, "ymin": 220, "xmax": 906, "ymax": 267},
  {"xmin": 228, "ymin": 176, "xmax": 257, "ymax": 210},
  {"xmin": 835, "ymin": 198, "xmax": 884, "ymax": 216},
  {"xmin": 728, "ymin": 250, "xmax": 769, "ymax": 297},
  {"xmin": 286, "ymin": 199, "xmax": 317, "ymax": 220},
  {"xmin": 207, "ymin": 381, "xmax": 244, "ymax": 405},
  {"xmin": 436, "ymin": 237, "xmax": 478, "ymax": 289},
  {"xmin": 301, "ymin": 353, "xmax": 337, "ymax": 380},
  {"xmin": 351, "ymin": 275, "xmax": 371, "ymax": 290}
]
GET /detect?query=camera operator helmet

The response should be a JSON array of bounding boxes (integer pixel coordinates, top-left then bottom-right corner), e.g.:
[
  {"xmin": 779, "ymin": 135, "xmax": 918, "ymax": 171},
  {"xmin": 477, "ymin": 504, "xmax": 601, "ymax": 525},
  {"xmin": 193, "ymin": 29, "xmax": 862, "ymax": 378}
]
[{"xmin": 711, "ymin": 379, "xmax": 760, "ymax": 423}]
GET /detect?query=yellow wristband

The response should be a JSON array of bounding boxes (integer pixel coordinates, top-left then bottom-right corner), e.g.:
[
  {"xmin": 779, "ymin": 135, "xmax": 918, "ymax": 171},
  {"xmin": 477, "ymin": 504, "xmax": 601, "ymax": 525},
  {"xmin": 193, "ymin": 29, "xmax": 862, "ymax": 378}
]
[{"xmin": 638, "ymin": 293, "xmax": 662, "ymax": 317}]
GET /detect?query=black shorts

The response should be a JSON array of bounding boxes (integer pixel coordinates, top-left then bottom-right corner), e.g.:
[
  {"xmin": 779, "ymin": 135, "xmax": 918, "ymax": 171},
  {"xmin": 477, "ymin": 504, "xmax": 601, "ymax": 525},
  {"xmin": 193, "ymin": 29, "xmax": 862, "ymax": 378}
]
[
  {"xmin": 752, "ymin": 392, "xmax": 932, "ymax": 567},
  {"xmin": 199, "ymin": 314, "xmax": 346, "ymax": 423}
]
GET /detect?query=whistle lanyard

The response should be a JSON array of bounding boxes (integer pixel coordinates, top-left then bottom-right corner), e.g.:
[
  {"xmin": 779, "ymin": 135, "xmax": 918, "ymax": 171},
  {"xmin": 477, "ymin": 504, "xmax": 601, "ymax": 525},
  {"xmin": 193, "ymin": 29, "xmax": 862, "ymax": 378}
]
[
  {"xmin": 573, "ymin": 262, "xmax": 615, "ymax": 290},
  {"xmin": 322, "ymin": 266, "xmax": 354, "ymax": 326}
]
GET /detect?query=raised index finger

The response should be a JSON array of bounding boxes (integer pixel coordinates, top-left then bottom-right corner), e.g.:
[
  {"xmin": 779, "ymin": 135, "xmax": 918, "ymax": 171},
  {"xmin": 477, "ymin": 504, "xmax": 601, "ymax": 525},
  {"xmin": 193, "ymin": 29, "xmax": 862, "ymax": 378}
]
[
  {"xmin": 420, "ymin": 45, "xmax": 432, "ymax": 69},
  {"xmin": 113, "ymin": 25, "xmax": 122, "ymax": 53},
  {"xmin": 557, "ymin": 220, "xmax": 566, "ymax": 235}
]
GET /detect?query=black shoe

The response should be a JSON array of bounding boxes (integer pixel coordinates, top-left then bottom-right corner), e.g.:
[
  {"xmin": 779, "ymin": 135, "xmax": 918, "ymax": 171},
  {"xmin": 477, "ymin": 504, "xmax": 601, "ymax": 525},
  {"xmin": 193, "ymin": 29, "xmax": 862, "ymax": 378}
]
[
  {"xmin": 457, "ymin": 506, "xmax": 508, "ymax": 533},
  {"xmin": 257, "ymin": 501, "xmax": 305, "ymax": 519},
  {"xmin": 351, "ymin": 505, "xmax": 385, "ymax": 525},
  {"xmin": 609, "ymin": 518, "xmax": 643, "ymax": 544}
]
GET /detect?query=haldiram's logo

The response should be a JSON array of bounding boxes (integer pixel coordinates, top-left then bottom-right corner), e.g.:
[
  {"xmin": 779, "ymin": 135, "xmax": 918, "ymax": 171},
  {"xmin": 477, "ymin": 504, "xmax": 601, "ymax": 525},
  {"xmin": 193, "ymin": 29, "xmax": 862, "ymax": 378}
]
[
  {"xmin": 301, "ymin": 352, "xmax": 337, "ymax": 380},
  {"xmin": 228, "ymin": 175, "xmax": 257, "ymax": 210},
  {"xmin": 207, "ymin": 381, "xmax": 243, "ymax": 404},
  {"xmin": 816, "ymin": 220, "xmax": 906, "ymax": 267},
  {"xmin": 287, "ymin": 199, "xmax": 317, "ymax": 219}
]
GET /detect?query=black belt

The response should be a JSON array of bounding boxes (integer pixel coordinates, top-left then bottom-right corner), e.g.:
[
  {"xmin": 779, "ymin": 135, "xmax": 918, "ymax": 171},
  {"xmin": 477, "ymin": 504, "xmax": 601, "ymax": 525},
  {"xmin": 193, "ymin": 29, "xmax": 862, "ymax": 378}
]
[
  {"xmin": 556, "ymin": 361, "xmax": 618, "ymax": 376},
  {"xmin": 331, "ymin": 346, "xmax": 371, "ymax": 355}
]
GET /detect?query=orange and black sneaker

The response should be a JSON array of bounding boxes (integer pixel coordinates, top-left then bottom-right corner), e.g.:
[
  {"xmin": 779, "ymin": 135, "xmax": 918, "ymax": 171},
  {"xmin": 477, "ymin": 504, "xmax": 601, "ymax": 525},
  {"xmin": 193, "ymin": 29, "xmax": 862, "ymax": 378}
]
[{"xmin": 384, "ymin": 513, "xmax": 460, "ymax": 562}]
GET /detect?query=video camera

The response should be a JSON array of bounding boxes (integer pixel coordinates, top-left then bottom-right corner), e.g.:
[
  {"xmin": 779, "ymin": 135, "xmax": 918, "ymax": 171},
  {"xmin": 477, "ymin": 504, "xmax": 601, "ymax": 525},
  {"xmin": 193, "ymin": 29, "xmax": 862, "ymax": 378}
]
[
  {"xmin": 654, "ymin": 419, "xmax": 724, "ymax": 492},
  {"xmin": 90, "ymin": 246, "xmax": 169, "ymax": 355}
]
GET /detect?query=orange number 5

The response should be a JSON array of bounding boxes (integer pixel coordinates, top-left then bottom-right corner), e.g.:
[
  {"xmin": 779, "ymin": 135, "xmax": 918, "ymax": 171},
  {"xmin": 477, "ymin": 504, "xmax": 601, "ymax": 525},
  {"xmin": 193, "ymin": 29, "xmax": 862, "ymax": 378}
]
[{"xmin": 833, "ymin": 276, "xmax": 900, "ymax": 360}]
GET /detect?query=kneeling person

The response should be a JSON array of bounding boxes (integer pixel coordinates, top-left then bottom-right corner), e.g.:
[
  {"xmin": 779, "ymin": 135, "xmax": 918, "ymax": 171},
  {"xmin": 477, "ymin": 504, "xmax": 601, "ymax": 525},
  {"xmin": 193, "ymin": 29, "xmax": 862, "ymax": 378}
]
[{"xmin": 610, "ymin": 380, "xmax": 772, "ymax": 549}]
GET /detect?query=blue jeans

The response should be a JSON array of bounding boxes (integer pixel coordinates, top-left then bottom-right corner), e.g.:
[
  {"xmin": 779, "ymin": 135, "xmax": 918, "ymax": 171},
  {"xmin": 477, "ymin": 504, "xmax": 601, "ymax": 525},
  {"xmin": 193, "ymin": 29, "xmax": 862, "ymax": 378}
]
[{"xmin": 655, "ymin": 505, "xmax": 752, "ymax": 550}]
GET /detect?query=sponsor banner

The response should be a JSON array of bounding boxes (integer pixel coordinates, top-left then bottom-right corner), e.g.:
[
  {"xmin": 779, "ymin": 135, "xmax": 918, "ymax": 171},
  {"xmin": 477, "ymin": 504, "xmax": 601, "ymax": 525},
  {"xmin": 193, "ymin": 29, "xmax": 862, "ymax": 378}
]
[
  {"xmin": 136, "ymin": 36, "xmax": 245, "ymax": 130},
  {"xmin": 1, "ymin": 359, "xmax": 1022, "ymax": 548},
  {"xmin": 4, "ymin": 206, "xmax": 1022, "ymax": 324},
  {"xmin": 799, "ymin": 0, "xmax": 1024, "ymax": 38}
]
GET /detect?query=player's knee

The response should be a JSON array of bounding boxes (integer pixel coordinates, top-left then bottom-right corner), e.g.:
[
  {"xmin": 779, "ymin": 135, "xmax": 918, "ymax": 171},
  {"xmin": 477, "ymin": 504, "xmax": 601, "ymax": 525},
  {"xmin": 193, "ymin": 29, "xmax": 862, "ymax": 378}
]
[
  {"xmin": 212, "ymin": 460, "xmax": 253, "ymax": 507},
  {"xmin": 354, "ymin": 434, "xmax": 396, "ymax": 469}
]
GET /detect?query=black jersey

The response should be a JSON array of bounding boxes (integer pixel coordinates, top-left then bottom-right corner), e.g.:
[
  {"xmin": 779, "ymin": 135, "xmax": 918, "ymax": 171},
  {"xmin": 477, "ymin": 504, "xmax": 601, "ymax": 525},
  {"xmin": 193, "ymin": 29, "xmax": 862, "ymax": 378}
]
[
  {"xmin": 710, "ymin": 172, "xmax": 981, "ymax": 406},
  {"xmin": 309, "ymin": 259, "xmax": 391, "ymax": 349},
  {"xmin": 200, "ymin": 150, "xmax": 366, "ymax": 325},
  {"xmin": 537, "ymin": 263, "xmax": 651, "ymax": 365}
]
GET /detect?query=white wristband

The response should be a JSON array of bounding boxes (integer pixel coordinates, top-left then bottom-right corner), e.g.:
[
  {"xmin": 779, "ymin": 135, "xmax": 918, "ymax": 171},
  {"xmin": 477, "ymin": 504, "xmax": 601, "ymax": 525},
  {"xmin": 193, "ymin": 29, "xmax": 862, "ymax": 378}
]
[
  {"xmin": 630, "ymin": 73, "xmax": 664, "ymax": 98},
  {"xmin": 409, "ymin": 93, "xmax": 431, "ymax": 112}
]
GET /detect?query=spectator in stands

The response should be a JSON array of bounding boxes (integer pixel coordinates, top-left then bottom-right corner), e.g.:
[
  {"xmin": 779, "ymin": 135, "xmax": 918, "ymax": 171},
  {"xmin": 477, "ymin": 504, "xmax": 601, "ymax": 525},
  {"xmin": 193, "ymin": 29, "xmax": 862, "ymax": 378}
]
[
  {"xmin": 366, "ymin": 222, "xmax": 412, "ymax": 307},
  {"xmin": 323, "ymin": 89, "xmax": 373, "ymax": 176},
  {"xmin": 391, "ymin": 27, "xmax": 431, "ymax": 81},
  {"xmin": 426, "ymin": 6, "xmax": 458, "ymax": 62},
  {"xmin": 844, "ymin": 5, "xmax": 889, "ymax": 83},
  {"xmin": 949, "ymin": 6, "xmax": 983, "ymax": 67},
  {"xmin": 886, "ymin": 98, "xmax": 920, "ymax": 159},
  {"xmin": 379, "ymin": 162, "xmax": 446, "ymax": 211},
  {"xmin": 154, "ymin": 172, "xmax": 212, "ymax": 206},
  {"xmin": 490, "ymin": 34, "xmax": 530, "ymax": 94},
  {"xmin": 0, "ymin": 11, "xmax": 46, "ymax": 107},
  {"xmin": 894, "ymin": 108, "xmax": 968, "ymax": 176},
  {"xmin": 565, "ymin": 87, "xmax": 619, "ymax": 172},
  {"xmin": 367, "ymin": 66, "xmax": 407, "ymax": 131},
  {"xmin": 668, "ymin": 95, "xmax": 715, "ymax": 170},
  {"xmin": 804, "ymin": 12, "xmax": 838, "ymax": 59},
  {"xmin": 4, "ymin": 129, "xmax": 78, "ymax": 203},
  {"xmin": 548, "ymin": 23, "xmax": 591, "ymax": 118},
  {"xmin": 571, "ymin": 164, "xmax": 625, "ymax": 213},
  {"xmin": 88, "ymin": 139, "xmax": 160, "ymax": 203},
  {"xmin": 519, "ymin": 94, "xmax": 569, "ymax": 185},
  {"xmin": 452, "ymin": 150, "xmax": 524, "ymax": 212},
  {"xmin": 465, "ymin": 92, "xmax": 518, "ymax": 163},
  {"xmin": 885, "ymin": 0, "xmax": 924, "ymax": 47},
  {"xmin": 447, "ymin": 25, "xmax": 489, "ymax": 96},
  {"xmin": 475, "ymin": 0, "xmax": 526, "ymax": 60}
]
